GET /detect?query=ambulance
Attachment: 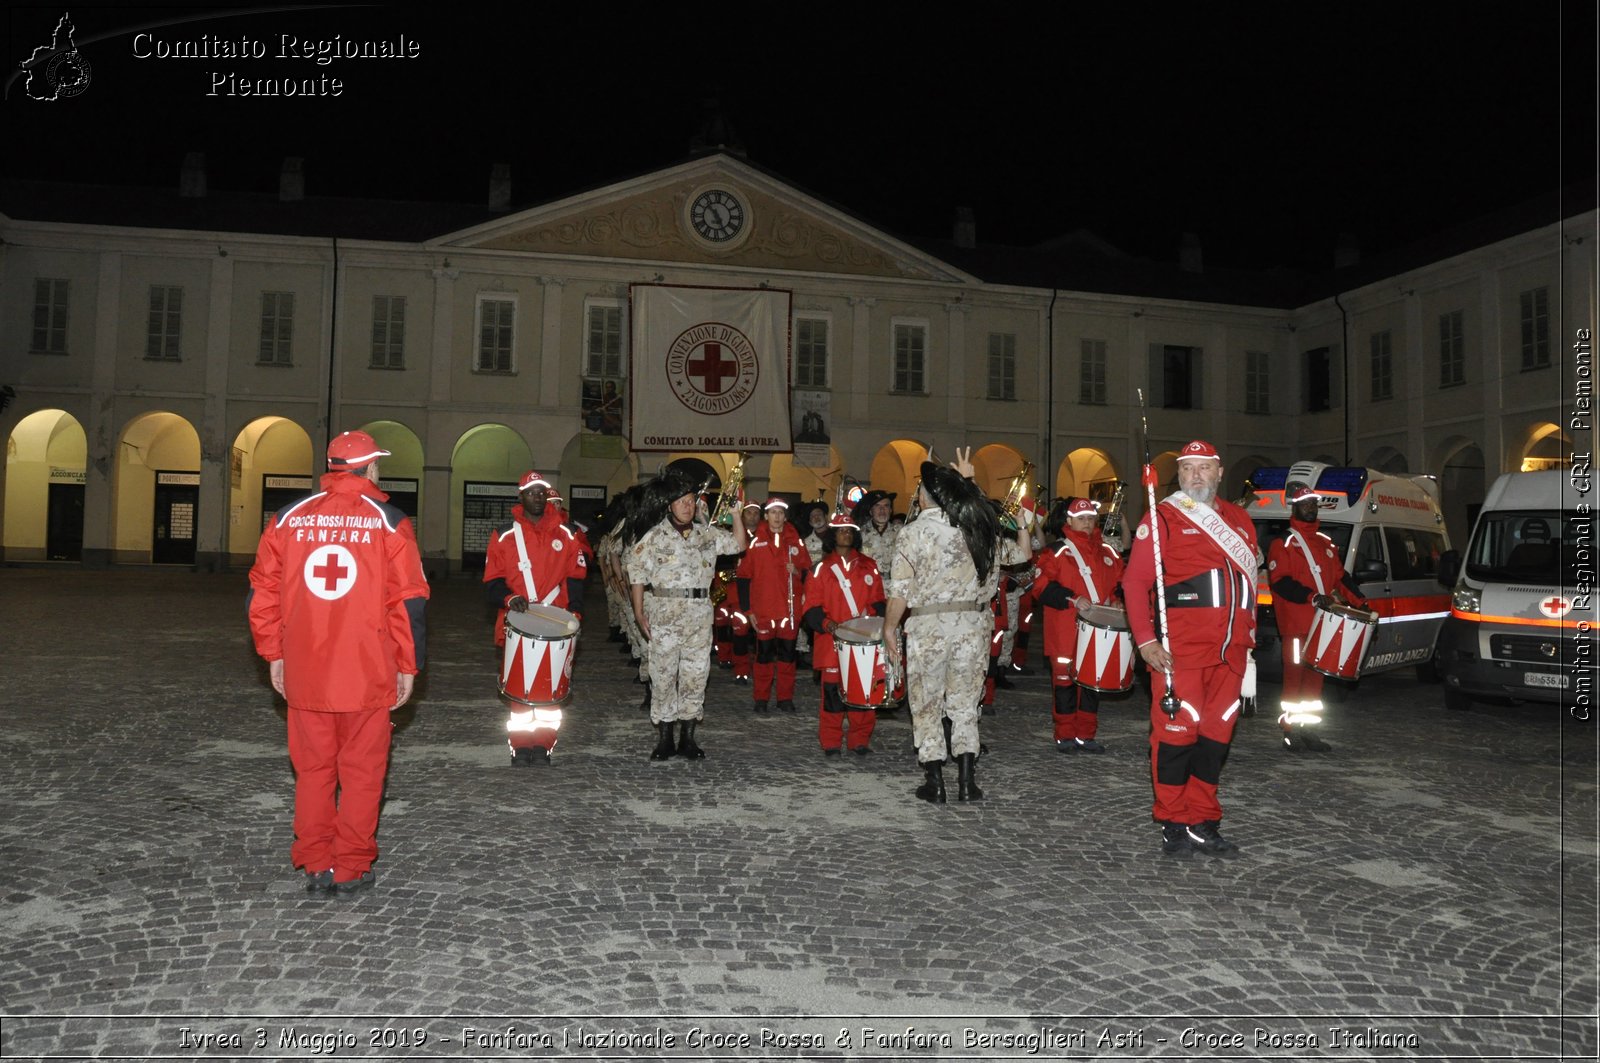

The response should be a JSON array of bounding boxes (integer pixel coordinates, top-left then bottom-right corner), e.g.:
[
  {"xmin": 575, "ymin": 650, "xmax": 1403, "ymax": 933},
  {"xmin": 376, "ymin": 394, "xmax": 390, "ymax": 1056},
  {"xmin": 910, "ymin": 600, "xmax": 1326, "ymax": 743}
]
[
  {"xmin": 1245, "ymin": 462, "xmax": 1453, "ymax": 684},
  {"xmin": 1434, "ymin": 469, "xmax": 1595, "ymax": 712}
]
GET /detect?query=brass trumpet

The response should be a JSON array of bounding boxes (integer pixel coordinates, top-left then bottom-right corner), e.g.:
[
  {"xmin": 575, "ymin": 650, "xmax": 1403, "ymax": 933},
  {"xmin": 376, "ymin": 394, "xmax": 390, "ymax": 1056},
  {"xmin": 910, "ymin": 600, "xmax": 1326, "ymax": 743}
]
[
  {"xmin": 997, "ymin": 461, "xmax": 1039, "ymax": 532},
  {"xmin": 708, "ymin": 453, "xmax": 748, "ymax": 527},
  {"xmin": 1099, "ymin": 480, "xmax": 1129, "ymax": 539}
]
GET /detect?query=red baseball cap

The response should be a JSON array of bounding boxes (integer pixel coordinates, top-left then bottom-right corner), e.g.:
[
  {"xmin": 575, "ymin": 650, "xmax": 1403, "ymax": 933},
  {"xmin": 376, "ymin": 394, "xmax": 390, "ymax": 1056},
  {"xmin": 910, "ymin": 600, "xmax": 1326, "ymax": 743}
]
[
  {"xmin": 828, "ymin": 512, "xmax": 859, "ymax": 529},
  {"xmin": 1176, "ymin": 439, "xmax": 1220, "ymax": 462},
  {"xmin": 1066, "ymin": 498, "xmax": 1101, "ymax": 516},
  {"xmin": 327, "ymin": 430, "xmax": 390, "ymax": 468},
  {"xmin": 518, "ymin": 470, "xmax": 552, "ymax": 492},
  {"xmin": 762, "ymin": 497, "xmax": 789, "ymax": 511}
]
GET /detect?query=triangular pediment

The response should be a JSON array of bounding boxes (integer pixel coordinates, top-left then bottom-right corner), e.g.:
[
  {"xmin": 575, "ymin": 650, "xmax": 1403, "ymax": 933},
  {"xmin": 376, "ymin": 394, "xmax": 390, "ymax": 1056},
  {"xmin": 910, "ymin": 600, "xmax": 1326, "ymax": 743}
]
[{"xmin": 433, "ymin": 155, "xmax": 970, "ymax": 283}]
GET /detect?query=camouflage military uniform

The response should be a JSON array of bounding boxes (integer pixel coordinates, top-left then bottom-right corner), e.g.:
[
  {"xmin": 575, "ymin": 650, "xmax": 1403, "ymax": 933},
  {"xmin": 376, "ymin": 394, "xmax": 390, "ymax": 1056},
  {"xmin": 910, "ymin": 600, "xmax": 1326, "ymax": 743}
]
[
  {"xmin": 859, "ymin": 521, "xmax": 900, "ymax": 570},
  {"xmin": 630, "ymin": 518, "xmax": 739, "ymax": 723},
  {"xmin": 888, "ymin": 508, "xmax": 996, "ymax": 762}
]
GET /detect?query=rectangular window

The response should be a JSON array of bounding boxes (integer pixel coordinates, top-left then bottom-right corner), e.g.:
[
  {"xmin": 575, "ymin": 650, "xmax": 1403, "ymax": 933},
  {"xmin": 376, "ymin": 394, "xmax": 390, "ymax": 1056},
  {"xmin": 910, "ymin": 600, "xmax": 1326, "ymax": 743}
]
[
  {"xmin": 1079, "ymin": 339, "xmax": 1107, "ymax": 405},
  {"xmin": 476, "ymin": 296, "xmax": 516, "ymax": 373},
  {"xmin": 891, "ymin": 321, "xmax": 926, "ymax": 394},
  {"xmin": 794, "ymin": 316, "xmax": 829, "ymax": 388},
  {"xmin": 258, "ymin": 291, "xmax": 294, "ymax": 366},
  {"xmin": 31, "ymin": 278, "xmax": 69, "ymax": 354},
  {"xmin": 1244, "ymin": 350, "xmax": 1270, "ymax": 414},
  {"xmin": 1305, "ymin": 346, "xmax": 1332, "ymax": 412},
  {"xmin": 584, "ymin": 303, "xmax": 623, "ymax": 379},
  {"xmin": 370, "ymin": 295, "xmax": 406, "ymax": 369},
  {"xmin": 1148, "ymin": 344, "xmax": 1203, "ymax": 410},
  {"xmin": 1519, "ymin": 286, "xmax": 1550, "ymax": 369},
  {"xmin": 1439, "ymin": 310, "xmax": 1465, "ymax": 387},
  {"xmin": 145, "ymin": 285, "xmax": 182, "ymax": 361},
  {"xmin": 987, "ymin": 332, "xmax": 1016, "ymax": 400},
  {"xmin": 1369, "ymin": 330, "xmax": 1393, "ymax": 401}
]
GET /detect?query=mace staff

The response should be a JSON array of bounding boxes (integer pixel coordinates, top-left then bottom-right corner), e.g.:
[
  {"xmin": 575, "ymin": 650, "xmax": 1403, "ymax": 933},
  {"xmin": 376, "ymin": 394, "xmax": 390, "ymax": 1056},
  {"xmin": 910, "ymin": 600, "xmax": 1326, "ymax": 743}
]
[{"xmin": 1136, "ymin": 387, "xmax": 1181, "ymax": 719}]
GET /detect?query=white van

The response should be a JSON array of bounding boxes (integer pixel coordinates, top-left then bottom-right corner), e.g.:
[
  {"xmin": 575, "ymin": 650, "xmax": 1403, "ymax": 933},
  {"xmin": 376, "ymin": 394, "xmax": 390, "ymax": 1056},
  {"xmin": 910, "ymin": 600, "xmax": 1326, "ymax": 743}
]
[
  {"xmin": 1435, "ymin": 470, "xmax": 1596, "ymax": 712},
  {"xmin": 1246, "ymin": 462, "xmax": 1453, "ymax": 683}
]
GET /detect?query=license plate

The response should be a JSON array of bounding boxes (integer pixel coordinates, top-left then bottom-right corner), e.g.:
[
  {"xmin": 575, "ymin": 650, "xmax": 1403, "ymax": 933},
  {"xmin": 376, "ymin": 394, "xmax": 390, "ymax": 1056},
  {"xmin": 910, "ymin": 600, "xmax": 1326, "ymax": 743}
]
[{"xmin": 1524, "ymin": 672, "xmax": 1568, "ymax": 689}]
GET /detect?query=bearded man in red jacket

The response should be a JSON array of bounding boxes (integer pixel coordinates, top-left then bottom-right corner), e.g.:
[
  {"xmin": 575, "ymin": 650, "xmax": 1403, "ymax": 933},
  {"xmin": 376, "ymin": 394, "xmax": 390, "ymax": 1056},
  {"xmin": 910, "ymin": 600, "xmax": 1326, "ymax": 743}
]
[
  {"xmin": 1123, "ymin": 440, "xmax": 1257, "ymax": 858},
  {"xmin": 248, "ymin": 431, "xmax": 430, "ymax": 895}
]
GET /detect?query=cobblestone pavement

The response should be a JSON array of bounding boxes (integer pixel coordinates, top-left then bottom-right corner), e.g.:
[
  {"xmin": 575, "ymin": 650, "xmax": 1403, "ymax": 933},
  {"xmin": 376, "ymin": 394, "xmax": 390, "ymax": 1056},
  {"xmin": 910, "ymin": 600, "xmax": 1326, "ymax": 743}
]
[{"xmin": 0, "ymin": 569, "xmax": 1595, "ymax": 1060}]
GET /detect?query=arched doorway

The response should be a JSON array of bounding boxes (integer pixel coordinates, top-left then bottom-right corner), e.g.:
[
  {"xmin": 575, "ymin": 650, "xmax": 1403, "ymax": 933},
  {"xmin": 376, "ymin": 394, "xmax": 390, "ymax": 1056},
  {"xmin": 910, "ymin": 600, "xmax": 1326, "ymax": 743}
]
[
  {"xmin": 1432, "ymin": 436, "xmax": 1486, "ymax": 546},
  {"xmin": 358, "ymin": 420, "xmax": 425, "ymax": 523},
  {"xmin": 1226, "ymin": 454, "xmax": 1273, "ymax": 503},
  {"xmin": 868, "ymin": 439, "xmax": 927, "ymax": 516},
  {"xmin": 4, "ymin": 409, "xmax": 87, "ymax": 561},
  {"xmin": 972, "ymin": 444, "xmax": 1031, "ymax": 503},
  {"xmin": 117, "ymin": 411, "xmax": 202, "ymax": 564},
  {"xmin": 556, "ymin": 432, "xmax": 639, "ymax": 533},
  {"xmin": 1056, "ymin": 447, "xmax": 1122, "ymax": 504},
  {"xmin": 1365, "ymin": 446, "xmax": 1409, "ymax": 474},
  {"xmin": 767, "ymin": 449, "xmax": 842, "ymax": 513},
  {"xmin": 452, "ymin": 424, "xmax": 533, "ymax": 573},
  {"xmin": 228, "ymin": 416, "xmax": 313, "ymax": 563},
  {"xmin": 1518, "ymin": 422, "xmax": 1571, "ymax": 472}
]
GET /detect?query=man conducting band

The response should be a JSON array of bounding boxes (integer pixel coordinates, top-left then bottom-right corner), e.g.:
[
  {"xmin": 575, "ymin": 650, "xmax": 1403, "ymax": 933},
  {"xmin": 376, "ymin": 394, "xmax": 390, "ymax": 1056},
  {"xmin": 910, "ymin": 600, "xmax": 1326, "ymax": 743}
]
[
  {"xmin": 883, "ymin": 449, "xmax": 1003, "ymax": 804},
  {"xmin": 483, "ymin": 470, "xmax": 587, "ymax": 764},
  {"xmin": 1123, "ymin": 440, "xmax": 1258, "ymax": 857},
  {"xmin": 629, "ymin": 469, "xmax": 747, "ymax": 760},
  {"xmin": 1267, "ymin": 481, "xmax": 1370, "ymax": 753}
]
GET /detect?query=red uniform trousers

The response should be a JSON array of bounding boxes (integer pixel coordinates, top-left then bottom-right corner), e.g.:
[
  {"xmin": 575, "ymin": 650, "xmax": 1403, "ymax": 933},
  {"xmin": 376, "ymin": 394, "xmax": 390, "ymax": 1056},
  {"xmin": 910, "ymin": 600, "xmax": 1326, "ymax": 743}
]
[
  {"xmin": 752, "ymin": 614, "xmax": 797, "ymax": 701},
  {"xmin": 817, "ymin": 674, "xmax": 876, "ymax": 750},
  {"xmin": 1148, "ymin": 663, "xmax": 1244, "ymax": 826},
  {"xmin": 288, "ymin": 705, "xmax": 392, "ymax": 881},
  {"xmin": 1011, "ymin": 584, "xmax": 1037, "ymax": 668},
  {"xmin": 1278, "ymin": 619, "xmax": 1325, "ymax": 708}
]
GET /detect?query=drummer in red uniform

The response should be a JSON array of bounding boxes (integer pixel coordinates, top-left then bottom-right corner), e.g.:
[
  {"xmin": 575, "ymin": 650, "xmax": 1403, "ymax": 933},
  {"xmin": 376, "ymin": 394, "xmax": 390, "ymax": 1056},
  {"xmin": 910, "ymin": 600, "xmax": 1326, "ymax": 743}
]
[
  {"xmin": 735, "ymin": 498, "xmax": 808, "ymax": 713},
  {"xmin": 1267, "ymin": 481, "xmax": 1371, "ymax": 753},
  {"xmin": 1035, "ymin": 497, "xmax": 1126, "ymax": 753},
  {"xmin": 802, "ymin": 511, "xmax": 887, "ymax": 754},
  {"xmin": 483, "ymin": 470, "xmax": 588, "ymax": 764},
  {"xmin": 1123, "ymin": 440, "xmax": 1257, "ymax": 857}
]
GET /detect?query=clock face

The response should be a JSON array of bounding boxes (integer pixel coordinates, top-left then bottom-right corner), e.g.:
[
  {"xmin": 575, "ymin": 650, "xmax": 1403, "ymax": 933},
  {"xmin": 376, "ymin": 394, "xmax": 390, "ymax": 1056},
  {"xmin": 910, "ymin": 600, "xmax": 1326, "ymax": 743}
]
[{"xmin": 690, "ymin": 189, "xmax": 746, "ymax": 243}]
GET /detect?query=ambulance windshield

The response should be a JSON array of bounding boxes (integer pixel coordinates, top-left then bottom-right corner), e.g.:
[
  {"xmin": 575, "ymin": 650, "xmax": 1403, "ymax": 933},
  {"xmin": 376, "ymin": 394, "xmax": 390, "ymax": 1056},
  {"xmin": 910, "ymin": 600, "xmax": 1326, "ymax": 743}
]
[{"xmin": 1465, "ymin": 511, "xmax": 1583, "ymax": 586}]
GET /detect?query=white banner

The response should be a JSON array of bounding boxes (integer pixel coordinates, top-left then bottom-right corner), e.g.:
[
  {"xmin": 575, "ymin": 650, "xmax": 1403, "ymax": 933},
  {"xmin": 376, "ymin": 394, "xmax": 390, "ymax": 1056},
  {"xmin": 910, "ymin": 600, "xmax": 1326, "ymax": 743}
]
[{"xmin": 629, "ymin": 284, "xmax": 793, "ymax": 452}]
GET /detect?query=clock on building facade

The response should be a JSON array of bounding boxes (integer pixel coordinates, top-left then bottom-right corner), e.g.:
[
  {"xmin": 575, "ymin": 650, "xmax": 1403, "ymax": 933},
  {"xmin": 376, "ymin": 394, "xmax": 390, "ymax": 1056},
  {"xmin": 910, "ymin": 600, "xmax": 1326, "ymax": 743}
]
[{"xmin": 685, "ymin": 186, "xmax": 750, "ymax": 248}]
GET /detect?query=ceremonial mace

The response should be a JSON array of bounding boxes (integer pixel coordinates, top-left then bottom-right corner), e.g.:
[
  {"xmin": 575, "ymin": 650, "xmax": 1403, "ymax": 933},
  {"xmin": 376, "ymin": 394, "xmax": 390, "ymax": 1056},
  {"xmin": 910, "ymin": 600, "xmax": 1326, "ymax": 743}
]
[{"xmin": 1136, "ymin": 388, "xmax": 1181, "ymax": 719}]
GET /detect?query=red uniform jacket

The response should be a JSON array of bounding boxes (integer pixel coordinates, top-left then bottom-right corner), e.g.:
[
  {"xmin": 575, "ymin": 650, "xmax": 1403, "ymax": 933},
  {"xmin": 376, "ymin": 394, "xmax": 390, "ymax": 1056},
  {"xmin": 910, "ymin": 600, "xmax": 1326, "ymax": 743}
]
[
  {"xmin": 801, "ymin": 551, "xmax": 886, "ymax": 671},
  {"xmin": 1267, "ymin": 517, "xmax": 1363, "ymax": 638},
  {"xmin": 736, "ymin": 523, "xmax": 807, "ymax": 626},
  {"xmin": 483, "ymin": 506, "xmax": 588, "ymax": 646},
  {"xmin": 248, "ymin": 472, "xmax": 430, "ymax": 712},
  {"xmin": 1035, "ymin": 529, "xmax": 1125, "ymax": 660},
  {"xmin": 1123, "ymin": 495, "xmax": 1258, "ymax": 672}
]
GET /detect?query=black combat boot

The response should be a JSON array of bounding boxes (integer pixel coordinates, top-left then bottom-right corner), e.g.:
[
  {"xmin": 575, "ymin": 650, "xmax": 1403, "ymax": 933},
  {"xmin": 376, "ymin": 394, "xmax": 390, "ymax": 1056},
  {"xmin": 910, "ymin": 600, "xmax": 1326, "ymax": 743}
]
[
  {"xmin": 677, "ymin": 719, "xmax": 706, "ymax": 759},
  {"xmin": 915, "ymin": 760, "xmax": 946, "ymax": 803},
  {"xmin": 639, "ymin": 682, "xmax": 652, "ymax": 713},
  {"xmin": 649, "ymin": 721, "xmax": 676, "ymax": 761},
  {"xmin": 956, "ymin": 752, "xmax": 983, "ymax": 801}
]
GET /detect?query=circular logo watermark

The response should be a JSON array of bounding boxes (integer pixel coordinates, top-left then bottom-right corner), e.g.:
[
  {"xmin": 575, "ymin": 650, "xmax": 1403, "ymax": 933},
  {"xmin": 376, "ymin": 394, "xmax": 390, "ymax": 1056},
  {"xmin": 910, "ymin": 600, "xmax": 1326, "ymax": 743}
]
[{"xmin": 665, "ymin": 322, "xmax": 759, "ymax": 415}]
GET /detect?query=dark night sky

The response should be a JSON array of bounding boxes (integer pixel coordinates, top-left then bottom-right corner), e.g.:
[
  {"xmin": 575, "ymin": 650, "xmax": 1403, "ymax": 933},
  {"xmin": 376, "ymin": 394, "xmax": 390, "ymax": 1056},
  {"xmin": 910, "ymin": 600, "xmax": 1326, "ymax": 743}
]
[{"xmin": 2, "ymin": 2, "xmax": 1593, "ymax": 271}]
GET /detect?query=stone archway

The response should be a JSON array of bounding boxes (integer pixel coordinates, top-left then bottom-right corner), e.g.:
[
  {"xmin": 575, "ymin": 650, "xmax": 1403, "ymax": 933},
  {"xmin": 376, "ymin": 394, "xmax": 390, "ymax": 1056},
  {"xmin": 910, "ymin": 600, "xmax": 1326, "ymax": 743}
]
[
  {"xmin": 1365, "ymin": 446, "xmax": 1409, "ymax": 474},
  {"xmin": 1432, "ymin": 436, "xmax": 1486, "ymax": 546},
  {"xmin": 1055, "ymin": 447, "xmax": 1120, "ymax": 503},
  {"xmin": 228, "ymin": 416, "xmax": 313, "ymax": 564},
  {"xmin": 1518, "ymin": 422, "xmax": 1571, "ymax": 472},
  {"xmin": 451, "ymin": 424, "xmax": 534, "ymax": 572},
  {"xmin": 4, "ymin": 408, "xmax": 87, "ymax": 561},
  {"xmin": 117, "ymin": 411, "xmax": 202, "ymax": 564},
  {"xmin": 867, "ymin": 439, "xmax": 927, "ymax": 516}
]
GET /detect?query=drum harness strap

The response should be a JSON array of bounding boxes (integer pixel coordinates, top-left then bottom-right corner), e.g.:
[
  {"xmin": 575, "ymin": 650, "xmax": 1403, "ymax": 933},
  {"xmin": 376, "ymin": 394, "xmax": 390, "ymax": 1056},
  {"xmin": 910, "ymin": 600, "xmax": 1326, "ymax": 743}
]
[
  {"xmin": 511, "ymin": 523, "xmax": 562, "ymax": 607},
  {"xmin": 829, "ymin": 561, "xmax": 861, "ymax": 619},
  {"xmin": 1055, "ymin": 540, "xmax": 1106, "ymax": 605},
  {"xmin": 1286, "ymin": 531, "xmax": 1327, "ymax": 595}
]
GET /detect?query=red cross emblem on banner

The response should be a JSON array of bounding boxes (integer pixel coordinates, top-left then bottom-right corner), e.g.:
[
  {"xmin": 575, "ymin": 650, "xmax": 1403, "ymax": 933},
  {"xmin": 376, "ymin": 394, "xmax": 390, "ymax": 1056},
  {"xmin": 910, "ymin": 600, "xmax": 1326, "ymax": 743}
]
[
  {"xmin": 666, "ymin": 321, "xmax": 760, "ymax": 414},
  {"xmin": 303, "ymin": 544, "xmax": 358, "ymax": 601},
  {"xmin": 686, "ymin": 342, "xmax": 740, "ymax": 395}
]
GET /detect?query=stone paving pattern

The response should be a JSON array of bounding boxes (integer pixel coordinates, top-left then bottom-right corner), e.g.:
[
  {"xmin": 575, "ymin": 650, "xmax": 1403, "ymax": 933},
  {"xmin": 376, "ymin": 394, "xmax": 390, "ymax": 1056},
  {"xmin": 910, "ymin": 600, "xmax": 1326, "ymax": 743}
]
[{"xmin": 0, "ymin": 570, "xmax": 1595, "ymax": 1059}]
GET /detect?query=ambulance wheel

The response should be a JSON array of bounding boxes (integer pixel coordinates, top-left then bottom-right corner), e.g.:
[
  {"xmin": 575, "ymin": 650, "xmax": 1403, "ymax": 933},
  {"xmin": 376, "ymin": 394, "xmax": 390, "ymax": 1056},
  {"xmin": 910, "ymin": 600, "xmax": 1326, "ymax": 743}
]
[
  {"xmin": 1443, "ymin": 689, "xmax": 1474, "ymax": 712},
  {"xmin": 1414, "ymin": 656, "xmax": 1440, "ymax": 683}
]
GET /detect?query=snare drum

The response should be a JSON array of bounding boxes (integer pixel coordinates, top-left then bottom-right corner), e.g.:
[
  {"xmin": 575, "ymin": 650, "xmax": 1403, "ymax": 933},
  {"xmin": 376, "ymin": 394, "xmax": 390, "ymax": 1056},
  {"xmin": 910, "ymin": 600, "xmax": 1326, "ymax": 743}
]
[
  {"xmin": 501, "ymin": 604, "xmax": 580, "ymax": 706},
  {"xmin": 1073, "ymin": 601, "xmax": 1135, "ymax": 693},
  {"xmin": 834, "ymin": 616, "xmax": 889, "ymax": 710},
  {"xmin": 1303, "ymin": 600, "xmax": 1378, "ymax": 680}
]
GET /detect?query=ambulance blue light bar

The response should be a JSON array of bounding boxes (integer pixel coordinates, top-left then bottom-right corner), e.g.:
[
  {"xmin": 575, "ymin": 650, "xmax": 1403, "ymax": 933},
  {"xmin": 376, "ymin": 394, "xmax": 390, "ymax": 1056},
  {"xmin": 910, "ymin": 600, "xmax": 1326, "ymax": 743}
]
[
  {"xmin": 1313, "ymin": 467, "xmax": 1370, "ymax": 506},
  {"xmin": 1249, "ymin": 467, "xmax": 1290, "ymax": 489}
]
